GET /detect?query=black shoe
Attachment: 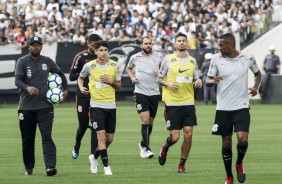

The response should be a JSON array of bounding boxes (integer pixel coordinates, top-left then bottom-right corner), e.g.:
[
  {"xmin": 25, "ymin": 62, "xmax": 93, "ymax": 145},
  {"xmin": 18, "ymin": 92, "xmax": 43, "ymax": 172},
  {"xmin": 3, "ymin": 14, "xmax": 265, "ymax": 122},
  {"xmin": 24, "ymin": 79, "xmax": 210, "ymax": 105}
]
[
  {"xmin": 25, "ymin": 168, "xmax": 33, "ymax": 176},
  {"xmin": 158, "ymin": 145, "xmax": 167, "ymax": 166},
  {"xmin": 46, "ymin": 168, "xmax": 57, "ymax": 176}
]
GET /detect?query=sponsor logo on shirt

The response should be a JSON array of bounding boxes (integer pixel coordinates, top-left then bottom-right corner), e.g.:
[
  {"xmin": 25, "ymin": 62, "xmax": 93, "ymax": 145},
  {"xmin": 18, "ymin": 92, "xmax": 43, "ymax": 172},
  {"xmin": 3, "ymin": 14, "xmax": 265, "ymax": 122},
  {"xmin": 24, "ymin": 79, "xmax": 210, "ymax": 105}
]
[
  {"xmin": 239, "ymin": 60, "xmax": 246, "ymax": 68},
  {"xmin": 27, "ymin": 68, "xmax": 32, "ymax": 78},
  {"xmin": 178, "ymin": 69, "xmax": 189, "ymax": 73}
]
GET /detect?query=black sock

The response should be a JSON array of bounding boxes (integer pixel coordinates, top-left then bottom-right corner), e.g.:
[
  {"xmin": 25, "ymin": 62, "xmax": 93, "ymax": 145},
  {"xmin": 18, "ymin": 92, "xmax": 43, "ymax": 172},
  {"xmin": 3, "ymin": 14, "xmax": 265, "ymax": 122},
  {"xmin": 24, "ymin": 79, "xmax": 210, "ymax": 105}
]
[
  {"xmin": 141, "ymin": 124, "xmax": 150, "ymax": 150},
  {"xmin": 148, "ymin": 125, "xmax": 153, "ymax": 136},
  {"xmin": 94, "ymin": 142, "xmax": 110, "ymax": 159},
  {"xmin": 99, "ymin": 149, "xmax": 109, "ymax": 167},
  {"xmin": 222, "ymin": 147, "xmax": 233, "ymax": 178},
  {"xmin": 163, "ymin": 134, "xmax": 175, "ymax": 151},
  {"xmin": 90, "ymin": 130, "xmax": 98, "ymax": 155},
  {"xmin": 179, "ymin": 158, "xmax": 187, "ymax": 166},
  {"xmin": 237, "ymin": 143, "xmax": 248, "ymax": 164},
  {"xmin": 94, "ymin": 147, "xmax": 99, "ymax": 159}
]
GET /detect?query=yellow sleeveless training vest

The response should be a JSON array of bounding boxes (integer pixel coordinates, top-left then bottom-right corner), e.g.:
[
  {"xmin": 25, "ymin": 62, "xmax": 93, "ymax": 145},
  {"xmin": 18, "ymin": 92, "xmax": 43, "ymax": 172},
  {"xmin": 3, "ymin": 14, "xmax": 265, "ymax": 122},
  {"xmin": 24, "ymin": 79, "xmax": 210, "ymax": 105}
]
[
  {"xmin": 162, "ymin": 53, "xmax": 197, "ymax": 104},
  {"xmin": 88, "ymin": 59, "xmax": 118, "ymax": 102}
]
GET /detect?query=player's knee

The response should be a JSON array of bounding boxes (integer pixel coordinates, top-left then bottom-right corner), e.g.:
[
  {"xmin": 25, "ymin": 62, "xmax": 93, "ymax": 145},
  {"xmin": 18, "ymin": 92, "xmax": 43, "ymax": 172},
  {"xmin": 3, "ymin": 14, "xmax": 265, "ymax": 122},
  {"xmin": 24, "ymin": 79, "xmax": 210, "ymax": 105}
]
[
  {"xmin": 106, "ymin": 138, "xmax": 113, "ymax": 145},
  {"xmin": 170, "ymin": 134, "xmax": 180, "ymax": 143},
  {"xmin": 222, "ymin": 142, "xmax": 232, "ymax": 149},
  {"xmin": 238, "ymin": 139, "xmax": 248, "ymax": 146}
]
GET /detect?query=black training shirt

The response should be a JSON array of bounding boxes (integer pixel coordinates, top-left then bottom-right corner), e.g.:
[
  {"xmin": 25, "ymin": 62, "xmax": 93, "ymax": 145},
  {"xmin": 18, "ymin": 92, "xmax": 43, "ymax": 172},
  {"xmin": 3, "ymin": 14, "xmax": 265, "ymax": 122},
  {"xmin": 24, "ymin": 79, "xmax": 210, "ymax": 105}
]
[{"xmin": 15, "ymin": 55, "xmax": 61, "ymax": 110}]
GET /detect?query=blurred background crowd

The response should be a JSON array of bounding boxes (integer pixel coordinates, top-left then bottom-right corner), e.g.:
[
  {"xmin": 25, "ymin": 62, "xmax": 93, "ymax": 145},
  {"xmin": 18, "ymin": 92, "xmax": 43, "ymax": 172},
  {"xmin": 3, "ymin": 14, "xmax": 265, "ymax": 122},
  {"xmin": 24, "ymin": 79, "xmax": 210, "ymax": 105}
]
[{"xmin": 0, "ymin": 0, "xmax": 281, "ymax": 51}]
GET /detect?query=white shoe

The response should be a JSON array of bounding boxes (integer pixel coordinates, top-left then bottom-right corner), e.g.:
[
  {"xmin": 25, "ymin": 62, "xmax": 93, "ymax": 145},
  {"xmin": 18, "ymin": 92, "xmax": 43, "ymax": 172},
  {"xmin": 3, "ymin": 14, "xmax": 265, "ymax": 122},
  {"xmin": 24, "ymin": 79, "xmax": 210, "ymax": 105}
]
[
  {"xmin": 88, "ymin": 154, "xmax": 98, "ymax": 173},
  {"xmin": 146, "ymin": 150, "xmax": 154, "ymax": 158},
  {"xmin": 104, "ymin": 166, "xmax": 113, "ymax": 175},
  {"xmin": 138, "ymin": 143, "xmax": 147, "ymax": 158}
]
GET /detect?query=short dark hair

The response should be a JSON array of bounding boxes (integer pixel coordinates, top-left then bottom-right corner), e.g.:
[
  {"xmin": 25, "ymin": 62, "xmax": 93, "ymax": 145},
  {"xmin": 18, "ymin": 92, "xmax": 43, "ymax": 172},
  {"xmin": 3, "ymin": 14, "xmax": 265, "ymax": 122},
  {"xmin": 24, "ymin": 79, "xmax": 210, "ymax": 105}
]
[
  {"xmin": 175, "ymin": 32, "xmax": 187, "ymax": 41},
  {"xmin": 141, "ymin": 36, "xmax": 152, "ymax": 44},
  {"xmin": 87, "ymin": 34, "xmax": 102, "ymax": 42},
  {"xmin": 219, "ymin": 33, "xmax": 235, "ymax": 47},
  {"xmin": 94, "ymin": 40, "xmax": 108, "ymax": 50}
]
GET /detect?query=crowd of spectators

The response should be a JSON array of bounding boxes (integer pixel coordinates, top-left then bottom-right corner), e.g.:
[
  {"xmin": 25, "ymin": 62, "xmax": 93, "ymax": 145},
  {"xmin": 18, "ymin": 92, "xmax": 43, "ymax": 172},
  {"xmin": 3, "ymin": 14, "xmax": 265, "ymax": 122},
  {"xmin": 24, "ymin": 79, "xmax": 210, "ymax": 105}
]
[{"xmin": 0, "ymin": 0, "xmax": 279, "ymax": 51}]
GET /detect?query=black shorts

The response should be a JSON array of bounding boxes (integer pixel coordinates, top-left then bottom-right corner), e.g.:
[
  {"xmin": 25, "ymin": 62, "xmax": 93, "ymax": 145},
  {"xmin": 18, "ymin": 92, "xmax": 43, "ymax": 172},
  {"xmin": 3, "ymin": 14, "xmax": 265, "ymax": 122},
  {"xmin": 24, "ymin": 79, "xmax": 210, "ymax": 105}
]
[
  {"xmin": 135, "ymin": 93, "xmax": 160, "ymax": 118},
  {"xmin": 90, "ymin": 107, "xmax": 116, "ymax": 133},
  {"xmin": 164, "ymin": 105, "xmax": 197, "ymax": 131},
  {"xmin": 212, "ymin": 108, "xmax": 250, "ymax": 136}
]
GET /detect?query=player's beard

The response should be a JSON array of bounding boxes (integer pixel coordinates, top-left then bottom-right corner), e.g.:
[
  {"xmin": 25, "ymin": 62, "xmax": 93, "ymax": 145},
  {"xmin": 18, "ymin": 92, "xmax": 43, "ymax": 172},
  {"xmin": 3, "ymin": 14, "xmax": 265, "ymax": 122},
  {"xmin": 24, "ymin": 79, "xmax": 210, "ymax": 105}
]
[
  {"xmin": 30, "ymin": 50, "xmax": 40, "ymax": 57},
  {"xmin": 177, "ymin": 48, "xmax": 186, "ymax": 52},
  {"xmin": 142, "ymin": 47, "xmax": 152, "ymax": 54}
]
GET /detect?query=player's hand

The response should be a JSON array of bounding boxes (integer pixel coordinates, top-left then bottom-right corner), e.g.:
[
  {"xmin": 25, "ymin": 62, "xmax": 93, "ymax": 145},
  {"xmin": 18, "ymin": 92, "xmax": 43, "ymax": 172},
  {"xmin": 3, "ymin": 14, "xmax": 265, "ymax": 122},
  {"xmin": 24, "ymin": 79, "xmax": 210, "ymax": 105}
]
[
  {"xmin": 193, "ymin": 79, "xmax": 202, "ymax": 88},
  {"xmin": 131, "ymin": 76, "xmax": 138, "ymax": 84},
  {"xmin": 213, "ymin": 76, "xmax": 223, "ymax": 84},
  {"xmin": 80, "ymin": 87, "xmax": 89, "ymax": 95},
  {"xmin": 168, "ymin": 82, "xmax": 179, "ymax": 91},
  {"xmin": 26, "ymin": 86, "xmax": 39, "ymax": 95},
  {"xmin": 61, "ymin": 90, "xmax": 69, "ymax": 102},
  {"xmin": 100, "ymin": 74, "xmax": 113, "ymax": 84},
  {"xmin": 249, "ymin": 87, "xmax": 257, "ymax": 96}
]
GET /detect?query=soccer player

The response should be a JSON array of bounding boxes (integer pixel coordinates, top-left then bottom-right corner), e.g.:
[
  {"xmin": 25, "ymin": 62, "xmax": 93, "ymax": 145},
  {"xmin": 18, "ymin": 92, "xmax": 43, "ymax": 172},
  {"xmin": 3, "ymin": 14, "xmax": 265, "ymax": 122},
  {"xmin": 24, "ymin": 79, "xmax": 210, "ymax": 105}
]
[
  {"xmin": 126, "ymin": 36, "xmax": 163, "ymax": 158},
  {"xmin": 15, "ymin": 36, "xmax": 68, "ymax": 176},
  {"xmin": 206, "ymin": 33, "xmax": 262, "ymax": 184},
  {"xmin": 69, "ymin": 34, "xmax": 102, "ymax": 161},
  {"xmin": 157, "ymin": 33, "xmax": 202, "ymax": 173},
  {"xmin": 78, "ymin": 41, "xmax": 122, "ymax": 175}
]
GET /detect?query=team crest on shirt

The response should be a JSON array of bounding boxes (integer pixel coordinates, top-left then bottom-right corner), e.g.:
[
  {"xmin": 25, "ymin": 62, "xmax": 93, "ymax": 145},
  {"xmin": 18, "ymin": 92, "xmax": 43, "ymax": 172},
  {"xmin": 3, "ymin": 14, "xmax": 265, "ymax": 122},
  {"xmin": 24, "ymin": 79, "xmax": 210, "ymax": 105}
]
[
  {"xmin": 41, "ymin": 63, "xmax": 47, "ymax": 70},
  {"xmin": 171, "ymin": 58, "xmax": 177, "ymax": 62},
  {"xmin": 239, "ymin": 60, "xmax": 246, "ymax": 68},
  {"xmin": 190, "ymin": 60, "xmax": 195, "ymax": 64},
  {"xmin": 19, "ymin": 113, "xmax": 24, "ymax": 120},
  {"xmin": 111, "ymin": 63, "xmax": 117, "ymax": 66},
  {"xmin": 92, "ymin": 122, "xmax": 98, "ymax": 129},
  {"xmin": 91, "ymin": 64, "xmax": 96, "ymax": 68}
]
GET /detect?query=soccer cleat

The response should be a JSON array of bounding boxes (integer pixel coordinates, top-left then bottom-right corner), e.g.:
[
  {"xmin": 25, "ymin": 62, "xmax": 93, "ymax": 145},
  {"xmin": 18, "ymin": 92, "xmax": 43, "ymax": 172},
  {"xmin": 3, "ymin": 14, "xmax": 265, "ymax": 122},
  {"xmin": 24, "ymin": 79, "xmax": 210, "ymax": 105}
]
[
  {"xmin": 225, "ymin": 177, "xmax": 234, "ymax": 184},
  {"xmin": 146, "ymin": 149, "xmax": 154, "ymax": 158},
  {"xmin": 104, "ymin": 166, "xmax": 113, "ymax": 175},
  {"xmin": 138, "ymin": 143, "xmax": 147, "ymax": 158},
  {"xmin": 177, "ymin": 165, "xmax": 188, "ymax": 173},
  {"xmin": 46, "ymin": 168, "xmax": 57, "ymax": 176},
  {"xmin": 72, "ymin": 146, "xmax": 79, "ymax": 159},
  {"xmin": 89, "ymin": 154, "xmax": 98, "ymax": 173},
  {"xmin": 236, "ymin": 162, "xmax": 246, "ymax": 183},
  {"xmin": 25, "ymin": 168, "xmax": 33, "ymax": 176},
  {"xmin": 158, "ymin": 145, "xmax": 167, "ymax": 166}
]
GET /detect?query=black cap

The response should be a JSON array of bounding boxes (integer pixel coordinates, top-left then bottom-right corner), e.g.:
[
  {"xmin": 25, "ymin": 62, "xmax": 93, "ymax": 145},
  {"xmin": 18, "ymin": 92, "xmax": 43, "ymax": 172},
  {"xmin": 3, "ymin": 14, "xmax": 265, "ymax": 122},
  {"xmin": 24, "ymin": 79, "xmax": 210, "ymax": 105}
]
[{"xmin": 28, "ymin": 36, "xmax": 43, "ymax": 45}]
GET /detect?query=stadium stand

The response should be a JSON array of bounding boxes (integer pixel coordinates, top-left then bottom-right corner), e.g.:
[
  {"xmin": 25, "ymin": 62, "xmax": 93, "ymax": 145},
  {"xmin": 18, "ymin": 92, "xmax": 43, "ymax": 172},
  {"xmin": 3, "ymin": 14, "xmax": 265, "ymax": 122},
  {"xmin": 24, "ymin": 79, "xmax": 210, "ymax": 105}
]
[{"xmin": 0, "ymin": 0, "xmax": 280, "ymax": 52}]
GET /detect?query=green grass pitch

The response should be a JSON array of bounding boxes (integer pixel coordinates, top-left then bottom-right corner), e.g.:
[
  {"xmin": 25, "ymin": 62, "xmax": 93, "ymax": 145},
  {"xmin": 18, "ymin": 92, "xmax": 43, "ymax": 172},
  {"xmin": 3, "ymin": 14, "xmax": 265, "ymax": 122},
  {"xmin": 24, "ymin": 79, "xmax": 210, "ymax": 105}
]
[{"xmin": 0, "ymin": 101, "xmax": 281, "ymax": 184}]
